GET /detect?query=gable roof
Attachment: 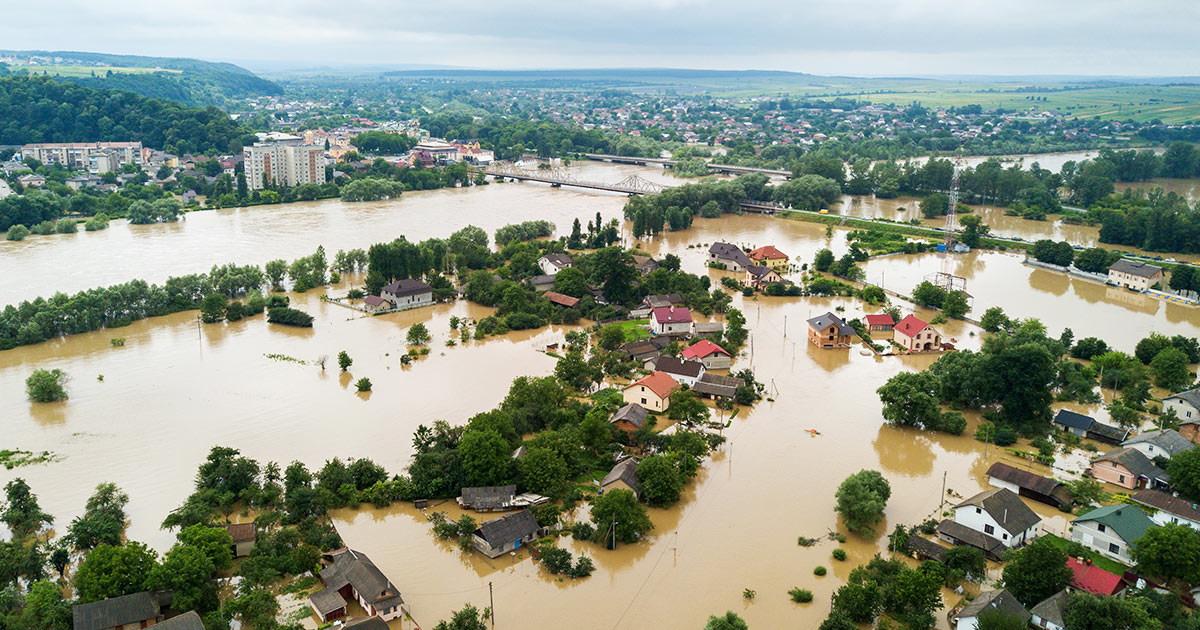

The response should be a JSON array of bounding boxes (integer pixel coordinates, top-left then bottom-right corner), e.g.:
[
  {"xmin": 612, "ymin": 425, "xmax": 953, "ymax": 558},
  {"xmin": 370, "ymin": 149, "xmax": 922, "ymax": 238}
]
[
  {"xmin": 644, "ymin": 293, "xmax": 683, "ymax": 308},
  {"xmin": 747, "ymin": 245, "xmax": 787, "ymax": 260},
  {"xmin": 1030, "ymin": 590, "xmax": 1069, "ymax": 627},
  {"xmin": 654, "ymin": 356, "xmax": 705, "ymax": 378},
  {"xmin": 461, "ymin": 485, "xmax": 517, "ymax": 509},
  {"xmin": 381, "ymin": 278, "xmax": 432, "ymax": 297},
  {"xmin": 1092, "ymin": 447, "xmax": 1169, "ymax": 483},
  {"xmin": 624, "ymin": 371, "xmax": 681, "ymax": 399},
  {"xmin": 652, "ymin": 306, "xmax": 692, "ymax": 324},
  {"xmin": 1123, "ymin": 429, "xmax": 1195, "ymax": 456},
  {"xmin": 1130, "ymin": 488, "xmax": 1200, "ymax": 524},
  {"xmin": 806, "ymin": 312, "xmax": 854, "ymax": 336},
  {"xmin": 894, "ymin": 314, "xmax": 930, "ymax": 337},
  {"xmin": 936, "ymin": 519, "xmax": 1007, "ymax": 558},
  {"xmin": 308, "ymin": 587, "xmax": 348, "ymax": 616},
  {"xmin": 543, "ymin": 291, "xmax": 581, "ymax": 308},
  {"xmin": 1066, "ymin": 557, "xmax": 1125, "ymax": 596},
  {"xmin": 955, "ymin": 488, "xmax": 1041, "ymax": 536},
  {"xmin": 1088, "ymin": 422, "xmax": 1131, "ymax": 443},
  {"xmin": 681, "ymin": 339, "xmax": 731, "ymax": 360},
  {"xmin": 155, "ymin": 611, "xmax": 205, "ymax": 630},
  {"xmin": 540, "ymin": 253, "xmax": 573, "ymax": 267},
  {"xmin": 694, "ymin": 372, "xmax": 743, "ymax": 398},
  {"xmin": 601, "ymin": 457, "xmax": 640, "ymax": 496},
  {"xmin": 1109, "ymin": 259, "xmax": 1162, "ymax": 278},
  {"xmin": 610, "ymin": 403, "xmax": 649, "ymax": 429},
  {"xmin": 746, "ymin": 265, "xmax": 778, "ymax": 279},
  {"xmin": 73, "ymin": 592, "xmax": 163, "ymax": 630},
  {"xmin": 529, "ymin": 274, "xmax": 557, "ymax": 287},
  {"xmin": 955, "ymin": 589, "xmax": 1030, "ymax": 623},
  {"xmin": 708, "ymin": 242, "xmax": 752, "ymax": 267},
  {"xmin": 363, "ymin": 295, "xmax": 386, "ymax": 307},
  {"xmin": 343, "ymin": 618, "xmax": 390, "ymax": 630},
  {"xmin": 864, "ymin": 314, "xmax": 895, "ymax": 326},
  {"xmin": 226, "ymin": 522, "xmax": 256, "ymax": 543},
  {"xmin": 474, "ymin": 509, "xmax": 540, "ymax": 546},
  {"xmin": 319, "ymin": 549, "xmax": 404, "ymax": 612},
  {"xmin": 1072, "ymin": 504, "xmax": 1156, "ymax": 544},
  {"xmin": 1165, "ymin": 388, "xmax": 1200, "ymax": 409},
  {"xmin": 986, "ymin": 462, "xmax": 1068, "ymax": 503},
  {"xmin": 692, "ymin": 322, "xmax": 724, "ymax": 335},
  {"xmin": 1052, "ymin": 408, "xmax": 1095, "ymax": 431}
]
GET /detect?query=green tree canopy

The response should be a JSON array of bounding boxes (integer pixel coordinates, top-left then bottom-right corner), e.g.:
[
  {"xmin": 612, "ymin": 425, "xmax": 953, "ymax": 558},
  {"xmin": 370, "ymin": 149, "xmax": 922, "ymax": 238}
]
[
  {"xmin": 834, "ymin": 470, "xmax": 891, "ymax": 535},
  {"xmin": 1001, "ymin": 538, "xmax": 1072, "ymax": 606},
  {"xmin": 74, "ymin": 542, "xmax": 159, "ymax": 603}
]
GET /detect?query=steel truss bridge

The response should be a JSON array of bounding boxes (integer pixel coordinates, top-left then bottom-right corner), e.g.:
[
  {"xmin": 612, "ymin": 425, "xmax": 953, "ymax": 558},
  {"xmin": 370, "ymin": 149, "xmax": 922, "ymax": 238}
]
[{"xmin": 482, "ymin": 162, "xmax": 669, "ymax": 195}]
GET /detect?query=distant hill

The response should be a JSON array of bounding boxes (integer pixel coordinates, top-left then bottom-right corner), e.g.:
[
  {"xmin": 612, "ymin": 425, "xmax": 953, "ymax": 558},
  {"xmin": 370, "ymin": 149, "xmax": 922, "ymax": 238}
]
[
  {"xmin": 0, "ymin": 75, "xmax": 255, "ymax": 154},
  {"xmin": 0, "ymin": 50, "xmax": 282, "ymax": 106}
]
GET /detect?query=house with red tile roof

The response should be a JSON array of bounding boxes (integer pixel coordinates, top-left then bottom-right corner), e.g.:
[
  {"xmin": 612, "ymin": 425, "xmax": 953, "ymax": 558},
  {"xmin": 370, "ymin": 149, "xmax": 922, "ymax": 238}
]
[
  {"xmin": 622, "ymin": 371, "xmax": 680, "ymax": 412},
  {"xmin": 650, "ymin": 306, "xmax": 692, "ymax": 335},
  {"xmin": 893, "ymin": 315, "xmax": 942, "ymax": 352},
  {"xmin": 747, "ymin": 245, "xmax": 789, "ymax": 271},
  {"xmin": 1066, "ymin": 557, "xmax": 1125, "ymax": 596},
  {"xmin": 681, "ymin": 339, "xmax": 732, "ymax": 369},
  {"xmin": 864, "ymin": 314, "xmax": 895, "ymax": 331},
  {"xmin": 543, "ymin": 291, "xmax": 580, "ymax": 308}
]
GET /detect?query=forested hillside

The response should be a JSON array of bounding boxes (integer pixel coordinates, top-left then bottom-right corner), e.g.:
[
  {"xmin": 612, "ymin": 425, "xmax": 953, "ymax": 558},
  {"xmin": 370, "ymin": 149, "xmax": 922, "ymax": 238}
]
[
  {"xmin": 0, "ymin": 76, "xmax": 255, "ymax": 154},
  {"xmin": 0, "ymin": 50, "xmax": 281, "ymax": 106}
]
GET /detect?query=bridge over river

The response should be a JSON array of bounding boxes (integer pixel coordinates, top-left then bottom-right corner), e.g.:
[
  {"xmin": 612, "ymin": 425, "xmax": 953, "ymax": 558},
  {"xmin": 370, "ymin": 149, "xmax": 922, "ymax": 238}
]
[{"xmin": 583, "ymin": 153, "xmax": 792, "ymax": 178}]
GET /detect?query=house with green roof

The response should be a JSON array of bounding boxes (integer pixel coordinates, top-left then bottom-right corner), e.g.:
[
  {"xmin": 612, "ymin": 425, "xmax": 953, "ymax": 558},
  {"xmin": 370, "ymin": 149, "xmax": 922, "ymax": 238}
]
[{"xmin": 1070, "ymin": 504, "xmax": 1155, "ymax": 565}]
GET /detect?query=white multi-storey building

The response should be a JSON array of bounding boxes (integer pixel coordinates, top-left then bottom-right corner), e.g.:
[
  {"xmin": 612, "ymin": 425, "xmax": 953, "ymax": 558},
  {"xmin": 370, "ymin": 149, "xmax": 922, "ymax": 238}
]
[
  {"xmin": 242, "ymin": 142, "xmax": 326, "ymax": 191},
  {"xmin": 21, "ymin": 142, "xmax": 143, "ymax": 172}
]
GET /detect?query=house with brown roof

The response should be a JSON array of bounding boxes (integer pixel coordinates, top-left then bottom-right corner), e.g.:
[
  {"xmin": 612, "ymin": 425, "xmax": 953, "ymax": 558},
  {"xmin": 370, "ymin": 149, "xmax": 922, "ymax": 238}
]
[
  {"xmin": 893, "ymin": 314, "xmax": 942, "ymax": 352},
  {"xmin": 951, "ymin": 488, "xmax": 1042, "ymax": 548},
  {"xmin": 1107, "ymin": 259, "xmax": 1163, "ymax": 291},
  {"xmin": 708, "ymin": 242, "xmax": 752, "ymax": 271},
  {"xmin": 747, "ymin": 245, "xmax": 789, "ymax": 271},
  {"xmin": 380, "ymin": 279, "xmax": 433, "ymax": 310},
  {"xmin": 543, "ymin": 291, "xmax": 580, "ymax": 308},
  {"xmin": 312, "ymin": 548, "xmax": 405, "ymax": 622},
  {"xmin": 73, "ymin": 591, "xmax": 170, "ymax": 630},
  {"xmin": 692, "ymin": 372, "xmax": 743, "ymax": 400},
  {"xmin": 622, "ymin": 371, "xmax": 680, "ymax": 412},
  {"xmin": 458, "ymin": 485, "xmax": 517, "ymax": 512},
  {"xmin": 1090, "ymin": 447, "xmax": 1170, "ymax": 490},
  {"xmin": 1130, "ymin": 488, "xmax": 1200, "ymax": 531},
  {"xmin": 362, "ymin": 295, "xmax": 389, "ymax": 313},
  {"xmin": 472, "ymin": 510, "xmax": 542, "ymax": 558},
  {"xmin": 745, "ymin": 265, "xmax": 786, "ymax": 290},
  {"xmin": 632, "ymin": 255, "xmax": 659, "ymax": 276},
  {"xmin": 680, "ymin": 339, "xmax": 732, "ymax": 369},
  {"xmin": 986, "ymin": 462, "xmax": 1072, "ymax": 510},
  {"xmin": 609, "ymin": 403, "xmax": 650, "ymax": 433},
  {"xmin": 649, "ymin": 355, "xmax": 706, "ymax": 387},
  {"xmin": 601, "ymin": 457, "xmax": 641, "ymax": 498},
  {"xmin": 226, "ymin": 523, "xmax": 256, "ymax": 557},
  {"xmin": 807, "ymin": 312, "xmax": 854, "ymax": 348}
]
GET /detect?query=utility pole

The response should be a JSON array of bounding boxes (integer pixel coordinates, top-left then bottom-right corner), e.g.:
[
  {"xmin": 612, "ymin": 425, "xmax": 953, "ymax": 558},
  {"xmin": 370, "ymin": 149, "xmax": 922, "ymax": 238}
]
[
  {"xmin": 783, "ymin": 315, "xmax": 787, "ymax": 338},
  {"xmin": 489, "ymin": 581, "xmax": 495, "ymax": 629},
  {"xmin": 940, "ymin": 471, "xmax": 947, "ymax": 511}
]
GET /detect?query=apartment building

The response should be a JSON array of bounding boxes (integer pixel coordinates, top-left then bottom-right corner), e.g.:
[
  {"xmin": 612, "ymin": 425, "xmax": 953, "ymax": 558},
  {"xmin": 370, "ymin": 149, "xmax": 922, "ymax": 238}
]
[
  {"xmin": 21, "ymin": 142, "xmax": 143, "ymax": 172},
  {"xmin": 243, "ymin": 142, "xmax": 326, "ymax": 190}
]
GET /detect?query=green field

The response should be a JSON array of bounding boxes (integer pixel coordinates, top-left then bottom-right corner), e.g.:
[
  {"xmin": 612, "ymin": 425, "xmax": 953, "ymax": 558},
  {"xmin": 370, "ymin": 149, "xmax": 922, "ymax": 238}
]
[
  {"xmin": 604, "ymin": 318, "xmax": 651, "ymax": 342},
  {"xmin": 10, "ymin": 64, "xmax": 182, "ymax": 77}
]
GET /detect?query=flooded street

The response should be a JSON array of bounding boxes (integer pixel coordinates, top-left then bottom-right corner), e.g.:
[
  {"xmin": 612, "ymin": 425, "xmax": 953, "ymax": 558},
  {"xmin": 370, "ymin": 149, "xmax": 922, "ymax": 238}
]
[{"xmin": 1, "ymin": 159, "xmax": 1198, "ymax": 629}]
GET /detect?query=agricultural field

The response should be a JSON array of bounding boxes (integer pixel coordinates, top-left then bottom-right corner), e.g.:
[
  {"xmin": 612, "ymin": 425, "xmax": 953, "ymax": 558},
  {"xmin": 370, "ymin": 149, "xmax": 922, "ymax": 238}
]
[{"xmin": 7, "ymin": 63, "xmax": 181, "ymax": 77}]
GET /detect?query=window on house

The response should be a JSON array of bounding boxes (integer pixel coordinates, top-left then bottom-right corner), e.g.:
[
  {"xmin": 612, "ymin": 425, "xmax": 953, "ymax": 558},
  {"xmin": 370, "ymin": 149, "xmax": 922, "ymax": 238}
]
[
  {"xmin": 1002, "ymin": 533, "xmax": 1009, "ymax": 540},
  {"xmin": 1097, "ymin": 524, "xmax": 1106, "ymax": 533},
  {"xmin": 984, "ymin": 524, "xmax": 995, "ymax": 535},
  {"xmin": 1109, "ymin": 543, "xmax": 1120, "ymax": 554},
  {"xmin": 1118, "ymin": 475, "xmax": 1125, "ymax": 483},
  {"xmin": 975, "ymin": 507, "xmax": 981, "ymax": 514},
  {"xmin": 641, "ymin": 398, "xmax": 647, "ymax": 405}
]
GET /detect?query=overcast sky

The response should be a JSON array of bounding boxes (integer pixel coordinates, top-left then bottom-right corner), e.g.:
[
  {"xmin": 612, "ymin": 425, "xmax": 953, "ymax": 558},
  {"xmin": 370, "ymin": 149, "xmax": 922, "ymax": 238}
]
[{"xmin": 2, "ymin": 0, "xmax": 1196, "ymax": 76}]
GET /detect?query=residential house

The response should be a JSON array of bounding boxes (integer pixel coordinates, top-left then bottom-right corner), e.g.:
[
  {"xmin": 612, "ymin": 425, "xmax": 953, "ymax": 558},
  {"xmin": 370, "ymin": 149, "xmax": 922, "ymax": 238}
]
[
  {"xmin": 153, "ymin": 612, "xmax": 204, "ymax": 630},
  {"xmin": 986, "ymin": 462, "xmax": 1072, "ymax": 510},
  {"xmin": 362, "ymin": 295, "xmax": 389, "ymax": 313},
  {"xmin": 1121, "ymin": 429, "xmax": 1194, "ymax": 459},
  {"xmin": 936, "ymin": 519, "xmax": 1007, "ymax": 560},
  {"xmin": 893, "ymin": 315, "xmax": 942, "ymax": 352},
  {"xmin": 622, "ymin": 371, "xmax": 681, "ymax": 412},
  {"xmin": 747, "ymin": 245, "xmax": 789, "ymax": 271},
  {"xmin": 459, "ymin": 485, "xmax": 517, "ymax": 512},
  {"xmin": 693, "ymin": 372, "xmax": 743, "ymax": 400},
  {"xmin": 308, "ymin": 587, "xmax": 348, "ymax": 623},
  {"xmin": 1107, "ymin": 259, "xmax": 1164, "ymax": 291},
  {"xmin": 745, "ymin": 265, "xmax": 786, "ymax": 290},
  {"xmin": 632, "ymin": 255, "xmax": 659, "ymax": 276},
  {"xmin": 1070, "ymin": 504, "xmax": 1155, "ymax": 564},
  {"xmin": 609, "ymin": 403, "xmax": 649, "ymax": 433},
  {"xmin": 643, "ymin": 293, "xmax": 684, "ymax": 309},
  {"xmin": 601, "ymin": 456, "xmax": 640, "ymax": 498},
  {"xmin": 529, "ymin": 274, "xmax": 557, "ymax": 293},
  {"xmin": 1067, "ymin": 556, "xmax": 1126, "ymax": 596},
  {"xmin": 380, "ymin": 279, "xmax": 433, "ymax": 310},
  {"xmin": 17, "ymin": 173, "xmax": 45, "ymax": 187},
  {"xmin": 952, "ymin": 488, "xmax": 1042, "ymax": 548},
  {"xmin": 1030, "ymin": 590, "xmax": 1069, "ymax": 630},
  {"xmin": 692, "ymin": 321, "xmax": 724, "ymax": 337},
  {"xmin": 650, "ymin": 355, "xmax": 706, "ymax": 387},
  {"xmin": 681, "ymin": 339, "xmax": 732, "ymax": 369},
  {"xmin": 651, "ymin": 306, "xmax": 692, "ymax": 335},
  {"xmin": 708, "ymin": 242, "xmax": 753, "ymax": 272},
  {"xmin": 472, "ymin": 510, "xmax": 542, "ymax": 558},
  {"xmin": 1052, "ymin": 409, "xmax": 1129, "ymax": 444},
  {"xmin": 73, "ymin": 592, "xmax": 170, "ymax": 630},
  {"xmin": 543, "ymin": 291, "xmax": 580, "ymax": 308},
  {"xmin": 313, "ymin": 548, "xmax": 405, "ymax": 622},
  {"xmin": 806, "ymin": 312, "xmax": 854, "ymax": 348},
  {"xmin": 537, "ymin": 253, "xmax": 573, "ymax": 276},
  {"xmin": 1164, "ymin": 389, "xmax": 1200, "ymax": 428},
  {"xmin": 66, "ymin": 174, "xmax": 100, "ymax": 190},
  {"xmin": 864, "ymin": 313, "xmax": 895, "ymax": 332},
  {"xmin": 903, "ymin": 535, "xmax": 949, "ymax": 563},
  {"xmin": 226, "ymin": 523, "xmax": 256, "ymax": 557},
  {"xmin": 619, "ymin": 338, "xmax": 669, "ymax": 365},
  {"xmin": 343, "ymin": 618, "xmax": 390, "ymax": 630},
  {"xmin": 1090, "ymin": 447, "xmax": 1170, "ymax": 490},
  {"xmin": 1130, "ymin": 488, "xmax": 1200, "ymax": 531},
  {"xmin": 952, "ymin": 589, "xmax": 1030, "ymax": 630}
]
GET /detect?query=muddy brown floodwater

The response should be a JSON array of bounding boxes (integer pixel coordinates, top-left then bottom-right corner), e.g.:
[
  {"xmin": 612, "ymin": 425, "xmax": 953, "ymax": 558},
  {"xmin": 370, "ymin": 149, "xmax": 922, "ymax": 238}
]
[{"xmin": 1, "ymin": 160, "xmax": 1198, "ymax": 629}]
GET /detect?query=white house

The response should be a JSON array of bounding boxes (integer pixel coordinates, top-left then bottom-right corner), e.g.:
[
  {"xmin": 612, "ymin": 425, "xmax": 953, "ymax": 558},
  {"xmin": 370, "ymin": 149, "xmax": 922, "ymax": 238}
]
[
  {"xmin": 380, "ymin": 279, "xmax": 433, "ymax": 310},
  {"xmin": 953, "ymin": 589, "xmax": 1029, "ymax": 630},
  {"xmin": 1107, "ymin": 259, "xmax": 1163, "ymax": 291},
  {"xmin": 537, "ymin": 253, "xmax": 573, "ymax": 276},
  {"xmin": 1121, "ymin": 429, "xmax": 1195, "ymax": 460},
  {"xmin": 1070, "ymin": 504, "xmax": 1155, "ymax": 565},
  {"xmin": 650, "ymin": 306, "xmax": 692, "ymax": 335},
  {"xmin": 649, "ymin": 356, "xmax": 706, "ymax": 387},
  {"xmin": 952, "ymin": 488, "xmax": 1041, "ymax": 548},
  {"xmin": 1130, "ymin": 489, "xmax": 1200, "ymax": 531},
  {"xmin": 1164, "ymin": 389, "xmax": 1200, "ymax": 423}
]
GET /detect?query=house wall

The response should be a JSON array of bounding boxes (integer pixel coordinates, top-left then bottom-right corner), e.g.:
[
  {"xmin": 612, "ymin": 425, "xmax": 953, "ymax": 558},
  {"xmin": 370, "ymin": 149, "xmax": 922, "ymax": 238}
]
[
  {"xmin": 538, "ymin": 258, "xmax": 567, "ymax": 276},
  {"xmin": 603, "ymin": 479, "xmax": 637, "ymax": 496},
  {"xmin": 896, "ymin": 328, "xmax": 942, "ymax": 351},
  {"xmin": 697, "ymin": 355, "xmax": 732, "ymax": 370},
  {"xmin": 1091, "ymin": 460, "xmax": 1139, "ymax": 489},
  {"xmin": 1146, "ymin": 509, "xmax": 1200, "ymax": 532},
  {"xmin": 233, "ymin": 540, "xmax": 254, "ymax": 557},
  {"xmin": 1165, "ymin": 399, "xmax": 1200, "ymax": 424},
  {"xmin": 661, "ymin": 369, "xmax": 703, "ymax": 387},
  {"xmin": 955, "ymin": 615, "xmax": 981, "ymax": 630},
  {"xmin": 953, "ymin": 505, "xmax": 1037, "ymax": 548},
  {"xmin": 988, "ymin": 477, "xmax": 1021, "ymax": 495},
  {"xmin": 1126, "ymin": 441, "xmax": 1172, "ymax": 460},
  {"xmin": 709, "ymin": 253, "xmax": 744, "ymax": 272},
  {"xmin": 653, "ymin": 319, "xmax": 690, "ymax": 335},
  {"xmin": 623, "ymin": 386, "xmax": 668, "ymax": 412},
  {"xmin": 1108, "ymin": 269, "xmax": 1161, "ymax": 291},
  {"xmin": 808, "ymin": 324, "xmax": 845, "ymax": 348},
  {"xmin": 381, "ymin": 289, "xmax": 433, "ymax": 310},
  {"xmin": 1071, "ymin": 519, "xmax": 1136, "ymax": 564},
  {"xmin": 1032, "ymin": 613, "xmax": 1064, "ymax": 630}
]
